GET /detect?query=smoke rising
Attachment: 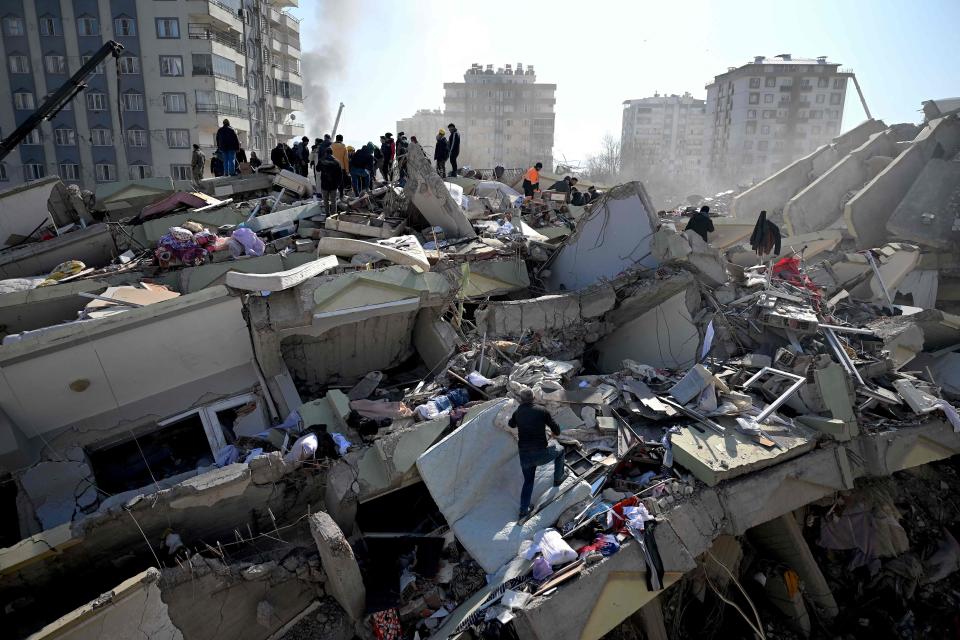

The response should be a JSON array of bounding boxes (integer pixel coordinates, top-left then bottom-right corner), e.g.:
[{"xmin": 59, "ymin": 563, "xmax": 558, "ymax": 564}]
[{"xmin": 298, "ymin": 0, "xmax": 356, "ymax": 135}]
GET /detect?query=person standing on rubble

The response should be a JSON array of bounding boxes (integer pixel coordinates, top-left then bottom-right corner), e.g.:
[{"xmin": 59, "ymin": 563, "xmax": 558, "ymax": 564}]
[
  {"xmin": 509, "ymin": 388, "xmax": 567, "ymax": 520},
  {"xmin": 271, "ymin": 142, "xmax": 291, "ymax": 171},
  {"xmin": 191, "ymin": 144, "xmax": 205, "ymax": 184},
  {"xmin": 331, "ymin": 134, "xmax": 349, "ymax": 199},
  {"xmin": 434, "ymin": 129, "xmax": 449, "ymax": 178},
  {"xmin": 685, "ymin": 205, "xmax": 715, "ymax": 243},
  {"xmin": 522, "ymin": 162, "xmax": 543, "ymax": 198},
  {"xmin": 349, "ymin": 144, "xmax": 373, "ymax": 195},
  {"xmin": 396, "ymin": 132, "xmax": 409, "ymax": 182},
  {"xmin": 447, "ymin": 123, "xmax": 461, "ymax": 177},
  {"xmin": 382, "ymin": 132, "xmax": 396, "ymax": 182},
  {"xmin": 215, "ymin": 119, "xmax": 241, "ymax": 176},
  {"xmin": 318, "ymin": 148, "xmax": 342, "ymax": 215}
]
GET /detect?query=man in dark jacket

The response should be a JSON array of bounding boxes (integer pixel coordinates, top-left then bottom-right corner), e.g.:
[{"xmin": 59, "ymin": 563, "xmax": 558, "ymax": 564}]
[
  {"xmin": 396, "ymin": 132, "xmax": 409, "ymax": 182},
  {"xmin": 381, "ymin": 133, "xmax": 395, "ymax": 181},
  {"xmin": 270, "ymin": 142, "xmax": 291, "ymax": 171},
  {"xmin": 318, "ymin": 149, "xmax": 342, "ymax": 215},
  {"xmin": 295, "ymin": 136, "xmax": 310, "ymax": 176},
  {"xmin": 508, "ymin": 388, "xmax": 567, "ymax": 520},
  {"xmin": 685, "ymin": 205, "xmax": 715, "ymax": 243},
  {"xmin": 215, "ymin": 119, "xmax": 240, "ymax": 176},
  {"xmin": 349, "ymin": 144, "xmax": 374, "ymax": 195},
  {"xmin": 434, "ymin": 130, "xmax": 449, "ymax": 178},
  {"xmin": 447, "ymin": 123, "xmax": 461, "ymax": 177}
]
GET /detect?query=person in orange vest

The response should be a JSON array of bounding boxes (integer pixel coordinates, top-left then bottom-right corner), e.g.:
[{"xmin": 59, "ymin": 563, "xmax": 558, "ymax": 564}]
[{"xmin": 522, "ymin": 162, "xmax": 543, "ymax": 198}]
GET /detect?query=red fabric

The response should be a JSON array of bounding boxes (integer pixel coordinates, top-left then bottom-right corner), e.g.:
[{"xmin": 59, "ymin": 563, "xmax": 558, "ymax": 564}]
[
  {"xmin": 371, "ymin": 608, "xmax": 401, "ymax": 640},
  {"xmin": 609, "ymin": 496, "xmax": 640, "ymax": 533},
  {"xmin": 772, "ymin": 256, "xmax": 820, "ymax": 297}
]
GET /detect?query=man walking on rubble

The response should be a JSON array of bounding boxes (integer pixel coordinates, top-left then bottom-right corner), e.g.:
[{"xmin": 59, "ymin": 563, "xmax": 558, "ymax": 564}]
[
  {"xmin": 191, "ymin": 144, "xmax": 205, "ymax": 184},
  {"xmin": 447, "ymin": 123, "xmax": 461, "ymax": 177},
  {"xmin": 685, "ymin": 205, "xmax": 715, "ymax": 243},
  {"xmin": 396, "ymin": 132, "xmax": 409, "ymax": 182},
  {"xmin": 509, "ymin": 388, "xmax": 567, "ymax": 521}
]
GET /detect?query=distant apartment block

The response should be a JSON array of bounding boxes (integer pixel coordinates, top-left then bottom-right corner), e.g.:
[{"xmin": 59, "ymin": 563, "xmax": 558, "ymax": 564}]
[
  {"xmin": 621, "ymin": 92, "xmax": 706, "ymax": 178},
  {"xmin": 395, "ymin": 108, "xmax": 447, "ymax": 147},
  {"xmin": 705, "ymin": 54, "xmax": 853, "ymax": 182},
  {"xmin": 0, "ymin": 0, "xmax": 304, "ymax": 189},
  {"xmin": 442, "ymin": 63, "xmax": 555, "ymax": 171}
]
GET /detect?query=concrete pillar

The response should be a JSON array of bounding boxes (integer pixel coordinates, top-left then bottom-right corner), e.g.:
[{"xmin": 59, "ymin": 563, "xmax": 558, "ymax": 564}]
[
  {"xmin": 748, "ymin": 513, "xmax": 839, "ymax": 619},
  {"xmin": 630, "ymin": 596, "xmax": 668, "ymax": 640},
  {"xmin": 309, "ymin": 511, "xmax": 365, "ymax": 621}
]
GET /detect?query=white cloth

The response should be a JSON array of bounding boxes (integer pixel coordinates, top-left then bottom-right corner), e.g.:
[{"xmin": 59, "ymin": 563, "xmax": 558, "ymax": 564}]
[
  {"xmin": 934, "ymin": 400, "xmax": 960, "ymax": 432},
  {"xmin": 524, "ymin": 528, "xmax": 577, "ymax": 566},
  {"xmin": 283, "ymin": 433, "xmax": 318, "ymax": 463}
]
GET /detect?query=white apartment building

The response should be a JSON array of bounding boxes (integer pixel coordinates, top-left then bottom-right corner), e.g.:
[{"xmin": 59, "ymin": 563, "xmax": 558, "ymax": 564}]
[
  {"xmin": 620, "ymin": 92, "xmax": 706, "ymax": 179},
  {"xmin": 443, "ymin": 63, "xmax": 556, "ymax": 171},
  {"xmin": 395, "ymin": 108, "xmax": 447, "ymax": 149},
  {"xmin": 0, "ymin": 0, "xmax": 303, "ymax": 189},
  {"xmin": 705, "ymin": 54, "xmax": 852, "ymax": 183}
]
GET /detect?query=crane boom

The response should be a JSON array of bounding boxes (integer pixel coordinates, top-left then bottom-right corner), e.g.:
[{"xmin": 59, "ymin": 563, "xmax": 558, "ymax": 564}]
[{"xmin": 0, "ymin": 40, "xmax": 124, "ymax": 162}]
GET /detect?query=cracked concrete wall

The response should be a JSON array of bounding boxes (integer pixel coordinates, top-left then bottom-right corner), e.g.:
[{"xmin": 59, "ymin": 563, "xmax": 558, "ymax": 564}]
[
  {"xmin": 1, "ymin": 456, "xmax": 328, "ymax": 638},
  {"xmin": 731, "ymin": 119, "xmax": 887, "ymax": 219},
  {"xmin": 475, "ymin": 283, "xmax": 616, "ymax": 338}
]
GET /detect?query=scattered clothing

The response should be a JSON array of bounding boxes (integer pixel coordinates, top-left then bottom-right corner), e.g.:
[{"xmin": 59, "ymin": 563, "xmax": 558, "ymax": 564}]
[{"xmin": 749, "ymin": 210, "xmax": 781, "ymax": 256}]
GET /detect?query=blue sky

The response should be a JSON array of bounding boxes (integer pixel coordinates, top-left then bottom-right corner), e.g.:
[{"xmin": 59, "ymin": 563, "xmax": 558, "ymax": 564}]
[{"xmin": 291, "ymin": 0, "xmax": 959, "ymax": 164}]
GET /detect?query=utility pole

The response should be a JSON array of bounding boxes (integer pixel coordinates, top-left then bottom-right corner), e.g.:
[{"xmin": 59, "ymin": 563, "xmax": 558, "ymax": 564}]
[{"xmin": 332, "ymin": 102, "xmax": 345, "ymax": 137}]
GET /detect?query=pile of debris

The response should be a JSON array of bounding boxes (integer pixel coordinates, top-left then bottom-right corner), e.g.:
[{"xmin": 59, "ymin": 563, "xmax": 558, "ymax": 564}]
[{"xmin": 1, "ymin": 113, "xmax": 960, "ymax": 640}]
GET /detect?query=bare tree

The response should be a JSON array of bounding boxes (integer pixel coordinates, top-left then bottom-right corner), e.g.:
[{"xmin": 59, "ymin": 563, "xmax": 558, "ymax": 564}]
[{"xmin": 584, "ymin": 134, "xmax": 622, "ymax": 183}]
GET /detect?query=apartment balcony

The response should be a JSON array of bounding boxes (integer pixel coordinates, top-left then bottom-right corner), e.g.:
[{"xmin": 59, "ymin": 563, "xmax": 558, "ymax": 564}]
[
  {"xmin": 270, "ymin": 30, "xmax": 300, "ymax": 51},
  {"xmin": 195, "ymin": 1, "xmax": 242, "ymax": 29},
  {"xmin": 196, "ymin": 103, "xmax": 247, "ymax": 119},
  {"xmin": 779, "ymin": 85, "xmax": 793, "ymax": 92},
  {"xmin": 271, "ymin": 0, "xmax": 298, "ymax": 7},
  {"xmin": 188, "ymin": 23, "xmax": 245, "ymax": 56},
  {"xmin": 269, "ymin": 8, "xmax": 301, "ymax": 33},
  {"xmin": 275, "ymin": 122, "xmax": 305, "ymax": 137}
]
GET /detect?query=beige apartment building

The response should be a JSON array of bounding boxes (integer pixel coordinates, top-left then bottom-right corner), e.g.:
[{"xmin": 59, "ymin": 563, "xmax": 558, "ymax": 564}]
[
  {"xmin": 0, "ymin": 0, "xmax": 303, "ymax": 189},
  {"xmin": 441, "ymin": 63, "xmax": 556, "ymax": 171},
  {"xmin": 620, "ymin": 92, "xmax": 707, "ymax": 179},
  {"xmin": 705, "ymin": 54, "xmax": 853, "ymax": 183}
]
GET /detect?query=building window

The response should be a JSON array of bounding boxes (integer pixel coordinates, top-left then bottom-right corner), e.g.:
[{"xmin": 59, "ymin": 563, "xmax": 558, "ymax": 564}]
[
  {"xmin": 765, "ymin": 77, "xmax": 776, "ymax": 88},
  {"xmin": 13, "ymin": 92, "xmax": 35, "ymax": 110},
  {"xmin": 127, "ymin": 128, "xmax": 148, "ymax": 147},
  {"xmin": 780, "ymin": 94, "xmax": 791, "ymax": 104},
  {"xmin": 95, "ymin": 163, "xmax": 116, "ymax": 182},
  {"xmin": 81, "ymin": 55, "xmax": 105, "ymax": 74},
  {"xmin": 171, "ymin": 164, "xmax": 191, "ymax": 180},
  {"xmin": 21, "ymin": 130, "xmax": 41, "ymax": 145},
  {"xmin": 818, "ymin": 77, "xmax": 829, "ymax": 88},
  {"xmin": 761, "ymin": 125, "xmax": 770, "ymax": 135},
  {"xmin": 167, "ymin": 129, "xmax": 190, "ymax": 148},
  {"xmin": 86, "ymin": 92, "xmax": 107, "ymax": 111},
  {"xmin": 830, "ymin": 93, "xmax": 842, "ymax": 105},
  {"xmin": 91, "ymin": 128, "xmax": 112, "ymax": 146},
  {"xmin": 58, "ymin": 163, "xmax": 80, "ymax": 180},
  {"xmin": 810, "ymin": 110, "xmax": 823, "ymax": 120},
  {"xmin": 24, "ymin": 163, "xmax": 45, "ymax": 181},
  {"xmin": 748, "ymin": 93, "xmax": 759, "ymax": 105},
  {"xmin": 762, "ymin": 110, "xmax": 775, "ymax": 119},
  {"xmin": 163, "ymin": 93, "xmax": 187, "ymax": 113},
  {"xmin": 4, "ymin": 16, "xmax": 25, "ymax": 36},
  {"xmin": 122, "ymin": 93, "xmax": 144, "ymax": 111},
  {"xmin": 833, "ymin": 78, "xmax": 845, "ymax": 90},
  {"xmin": 749, "ymin": 78, "xmax": 761, "ymax": 88},
  {"xmin": 9, "ymin": 55, "xmax": 29, "ymax": 74},
  {"xmin": 45, "ymin": 55, "xmax": 67, "ymax": 74},
  {"xmin": 114, "ymin": 16, "xmax": 136, "ymax": 36},
  {"xmin": 159, "ymin": 55, "xmax": 183, "ymax": 77},
  {"xmin": 54, "ymin": 128, "xmax": 76, "ymax": 145},
  {"xmin": 39, "ymin": 16, "xmax": 60, "ymax": 36},
  {"xmin": 77, "ymin": 16, "xmax": 99, "ymax": 36},
  {"xmin": 745, "ymin": 122, "xmax": 757, "ymax": 134},
  {"xmin": 816, "ymin": 94, "xmax": 825, "ymax": 104},
  {"xmin": 117, "ymin": 56, "xmax": 140, "ymax": 74},
  {"xmin": 763, "ymin": 94, "xmax": 773, "ymax": 103},
  {"xmin": 128, "ymin": 164, "xmax": 153, "ymax": 179},
  {"xmin": 747, "ymin": 110, "xmax": 757, "ymax": 119},
  {"xmin": 156, "ymin": 18, "xmax": 180, "ymax": 38},
  {"xmin": 758, "ymin": 140, "xmax": 769, "ymax": 151}
]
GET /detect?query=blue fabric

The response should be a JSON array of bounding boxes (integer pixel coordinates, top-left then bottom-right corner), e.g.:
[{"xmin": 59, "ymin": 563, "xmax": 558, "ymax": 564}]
[
  {"xmin": 222, "ymin": 150, "xmax": 237, "ymax": 176},
  {"xmin": 433, "ymin": 394, "xmax": 453, "ymax": 412},
  {"xmin": 518, "ymin": 442, "xmax": 565, "ymax": 512},
  {"xmin": 446, "ymin": 387, "xmax": 470, "ymax": 407}
]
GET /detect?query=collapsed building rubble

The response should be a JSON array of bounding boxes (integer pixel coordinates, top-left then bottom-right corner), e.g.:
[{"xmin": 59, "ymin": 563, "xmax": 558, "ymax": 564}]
[{"xmin": 1, "ymin": 109, "xmax": 960, "ymax": 640}]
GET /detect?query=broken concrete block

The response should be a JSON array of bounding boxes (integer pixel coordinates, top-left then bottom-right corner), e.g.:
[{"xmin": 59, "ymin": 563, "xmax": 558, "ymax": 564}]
[
  {"xmin": 403, "ymin": 143, "xmax": 476, "ymax": 238},
  {"xmin": 669, "ymin": 365, "xmax": 715, "ymax": 405},
  {"xmin": 796, "ymin": 415, "xmax": 857, "ymax": 442},
  {"xmin": 309, "ymin": 512, "xmax": 365, "ymax": 620},
  {"xmin": 225, "ymin": 256, "xmax": 338, "ymax": 292}
]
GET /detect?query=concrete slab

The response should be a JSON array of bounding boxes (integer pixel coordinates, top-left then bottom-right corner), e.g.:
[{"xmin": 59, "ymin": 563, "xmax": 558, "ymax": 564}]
[
  {"xmin": 404, "ymin": 142, "xmax": 476, "ymax": 238},
  {"xmin": 0, "ymin": 176, "xmax": 63, "ymax": 249},
  {"xmin": 317, "ymin": 235, "xmax": 430, "ymax": 270},
  {"xmin": 0, "ymin": 224, "xmax": 116, "ymax": 279},
  {"xmin": 309, "ymin": 512, "xmax": 365, "ymax": 620},
  {"xmin": 670, "ymin": 421, "xmax": 817, "ymax": 487},
  {"xmin": 544, "ymin": 182, "xmax": 658, "ymax": 291},
  {"xmin": 225, "ymin": 255, "xmax": 339, "ymax": 292},
  {"xmin": 886, "ymin": 159, "xmax": 960, "ymax": 249},
  {"xmin": 246, "ymin": 201, "xmax": 324, "ymax": 232}
]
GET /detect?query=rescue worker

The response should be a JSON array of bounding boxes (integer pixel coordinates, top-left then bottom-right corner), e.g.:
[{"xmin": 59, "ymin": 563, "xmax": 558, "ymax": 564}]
[
  {"xmin": 508, "ymin": 388, "xmax": 567, "ymax": 520},
  {"xmin": 522, "ymin": 162, "xmax": 543, "ymax": 198}
]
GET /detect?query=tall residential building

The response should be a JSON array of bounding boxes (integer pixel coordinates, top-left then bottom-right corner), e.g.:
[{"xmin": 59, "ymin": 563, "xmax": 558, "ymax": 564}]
[
  {"xmin": 620, "ymin": 92, "xmax": 706, "ymax": 178},
  {"xmin": 0, "ymin": 0, "xmax": 303, "ymax": 189},
  {"xmin": 705, "ymin": 54, "xmax": 852, "ymax": 182},
  {"xmin": 443, "ymin": 63, "xmax": 555, "ymax": 171}
]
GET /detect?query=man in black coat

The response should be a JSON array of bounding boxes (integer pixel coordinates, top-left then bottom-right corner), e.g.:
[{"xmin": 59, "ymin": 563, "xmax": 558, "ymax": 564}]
[
  {"xmin": 434, "ymin": 130, "xmax": 449, "ymax": 178},
  {"xmin": 215, "ymin": 119, "xmax": 240, "ymax": 176},
  {"xmin": 447, "ymin": 123, "xmax": 461, "ymax": 177},
  {"xmin": 685, "ymin": 205, "xmax": 715, "ymax": 243}
]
